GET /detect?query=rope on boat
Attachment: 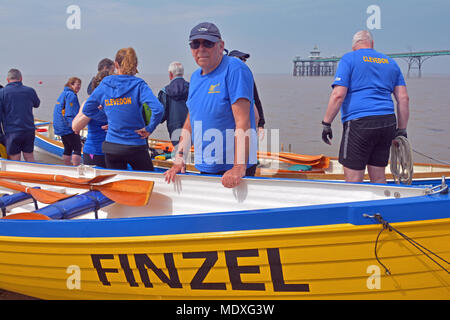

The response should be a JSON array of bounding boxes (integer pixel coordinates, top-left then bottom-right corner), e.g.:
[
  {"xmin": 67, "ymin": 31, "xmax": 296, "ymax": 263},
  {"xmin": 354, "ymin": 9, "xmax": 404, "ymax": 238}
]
[
  {"xmin": 390, "ymin": 136, "xmax": 413, "ymax": 185},
  {"xmin": 364, "ymin": 213, "xmax": 450, "ymax": 276}
]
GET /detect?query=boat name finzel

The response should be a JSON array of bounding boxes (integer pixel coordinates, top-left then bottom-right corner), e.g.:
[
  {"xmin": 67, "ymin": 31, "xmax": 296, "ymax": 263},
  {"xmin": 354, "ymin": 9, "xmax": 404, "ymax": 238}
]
[{"xmin": 91, "ymin": 248, "xmax": 310, "ymax": 292}]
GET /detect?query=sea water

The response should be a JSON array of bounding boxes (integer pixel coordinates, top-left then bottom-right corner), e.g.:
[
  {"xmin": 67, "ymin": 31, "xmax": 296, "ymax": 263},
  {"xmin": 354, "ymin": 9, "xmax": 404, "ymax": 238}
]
[{"xmin": 23, "ymin": 73, "xmax": 450, "ymax": 165}]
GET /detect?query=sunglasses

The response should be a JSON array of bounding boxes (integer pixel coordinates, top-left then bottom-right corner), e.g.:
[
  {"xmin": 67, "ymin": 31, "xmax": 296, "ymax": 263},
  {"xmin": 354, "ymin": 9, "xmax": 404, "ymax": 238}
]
[{"xmin": 189, "ymin": 39, "xmax": 216, "ymax": 49}]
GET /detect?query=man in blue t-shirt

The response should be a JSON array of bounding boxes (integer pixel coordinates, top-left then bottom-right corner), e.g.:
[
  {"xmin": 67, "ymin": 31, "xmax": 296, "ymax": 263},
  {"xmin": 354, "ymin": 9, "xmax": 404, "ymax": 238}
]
[
  {"xmin": 321, "ymin": 30, "xmax": 410, "ymax": 183},
  {"xmin": 164, "ymin": 22, "xmax": 257, "ymax": 188},
  {"xmin": 0, "ymin": 69, "xmax": 40, "ymax": 162}
]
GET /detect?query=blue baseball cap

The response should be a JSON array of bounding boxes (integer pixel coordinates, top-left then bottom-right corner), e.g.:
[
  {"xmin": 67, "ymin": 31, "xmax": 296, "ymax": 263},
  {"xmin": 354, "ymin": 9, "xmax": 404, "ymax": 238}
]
[
  {"xmin": 189, "ymin": 22, "xmax": 222, "ymax": 42},
  {"xmin": 228, "ymin": 50, "xmax": 250, "ymax": 59}
]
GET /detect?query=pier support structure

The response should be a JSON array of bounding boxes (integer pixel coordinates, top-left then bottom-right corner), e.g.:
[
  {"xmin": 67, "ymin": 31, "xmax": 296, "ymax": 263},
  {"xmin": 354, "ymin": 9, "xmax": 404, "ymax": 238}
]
[
  {"xmin": 293, "ymin": 49, "xmax": 450, "ymax": 78},
  {"xmin": 293, "ymin": 45, "xmax": 339, "ymax": 77}
]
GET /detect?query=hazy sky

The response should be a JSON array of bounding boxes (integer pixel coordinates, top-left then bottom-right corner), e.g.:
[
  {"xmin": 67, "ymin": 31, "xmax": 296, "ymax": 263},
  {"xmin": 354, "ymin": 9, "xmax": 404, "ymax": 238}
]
[{"xmin": 1, "ymin": 0, "xmax": 449, "ymax": 76}]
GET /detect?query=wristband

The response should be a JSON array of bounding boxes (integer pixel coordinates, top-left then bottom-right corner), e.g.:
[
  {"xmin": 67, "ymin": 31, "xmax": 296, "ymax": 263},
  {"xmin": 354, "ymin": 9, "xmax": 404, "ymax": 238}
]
[{"xmin": 321, "ymin": 121, "xmax": 331, "ymax": 127}]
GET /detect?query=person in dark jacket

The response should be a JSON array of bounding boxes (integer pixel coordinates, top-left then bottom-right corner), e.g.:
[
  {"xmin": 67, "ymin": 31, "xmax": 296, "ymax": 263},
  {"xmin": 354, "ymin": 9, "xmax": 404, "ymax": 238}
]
[
  {"xmin": 87, "ymin": 58, "xmax": 115, "ymax": 95},
  {"xmin": 53, "ymin": 77, "xmax": 82, "ymax": 166},
  {"xmin": 157, "ymin": 61, "xmax": 189, "ymax": 148},
  {"xmin": 0, "ymin": 69, "xmax": 40, "ymax": 161},
  {"xmin": 228, "ymin": 50, "xmax": 266, "ymax": 137}
]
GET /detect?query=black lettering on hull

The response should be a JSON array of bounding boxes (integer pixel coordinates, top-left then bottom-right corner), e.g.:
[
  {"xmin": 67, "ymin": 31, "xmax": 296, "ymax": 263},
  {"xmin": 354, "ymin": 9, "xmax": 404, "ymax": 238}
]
[
  {"xmin": 90, "ymin": 247, "xmax": 311, "ymax": 293},
  {"xmin": 225, "ymin": 249, "xmax": 265, "ymax": 291},
  {"xmin": 267, "ymin": 248, "xmax": 310, "ymax": 292},
  {"xmin": 182, "ymin": 251, "xmax": 226, "ymax": 290},
  {"xmin": 134, "ymin": 253, "xmax": 182, "ymax": 288}
]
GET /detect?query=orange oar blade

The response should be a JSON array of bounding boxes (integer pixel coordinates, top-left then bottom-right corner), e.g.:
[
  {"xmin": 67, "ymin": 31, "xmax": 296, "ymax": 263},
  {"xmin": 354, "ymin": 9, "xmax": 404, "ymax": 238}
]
[
  {"xmin": 94, "ymin": 180, "xmax": 154, "ymax": 206},
  {"xmin": 1, "ymin": 212, "xmax": 51, "ymax": 220}
]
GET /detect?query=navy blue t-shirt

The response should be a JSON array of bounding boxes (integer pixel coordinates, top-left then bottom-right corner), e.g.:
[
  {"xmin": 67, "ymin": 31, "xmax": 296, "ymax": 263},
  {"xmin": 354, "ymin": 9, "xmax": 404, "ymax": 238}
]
[{"xmin": 0, "ymin": 81, "xmax": 40, "ymax": 134}]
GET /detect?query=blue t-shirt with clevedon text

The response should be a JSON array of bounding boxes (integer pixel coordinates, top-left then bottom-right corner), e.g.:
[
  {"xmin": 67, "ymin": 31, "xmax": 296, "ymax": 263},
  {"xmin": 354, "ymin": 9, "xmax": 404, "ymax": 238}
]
[
  {"xmin": 332, "ymin": 48, "xmax": 406, "ymax": 122},
  {"xmin": 82, "ymin": 75, "xmax": 163, "ymax": 146}
]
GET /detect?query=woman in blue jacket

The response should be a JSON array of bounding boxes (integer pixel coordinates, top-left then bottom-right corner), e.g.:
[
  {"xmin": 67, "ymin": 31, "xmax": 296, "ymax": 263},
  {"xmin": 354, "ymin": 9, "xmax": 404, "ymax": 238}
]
[
  {"xmin": 82, "ymin": 47, "xmax": 163, "ymax": 171},
  {"xmin": 53, "ymin": 77, "xmax": 82, "ymax": 166},
  {"xmin": 72, "ymin": 70, "xmax": 111, "ymax": 168}
]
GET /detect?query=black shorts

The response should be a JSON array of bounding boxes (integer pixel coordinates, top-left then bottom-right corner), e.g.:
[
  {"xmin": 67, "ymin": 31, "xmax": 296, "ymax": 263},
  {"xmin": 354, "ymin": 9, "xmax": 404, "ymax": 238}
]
[
  {"xmin": 83, "ymin": 152, "xmax": 106, "ymax": 168},
  {"xmin": 5, "ymin": 131, "xmax": 35, "ymax": 155},
  {"xmin": 61, "ymin": 133, "xmax": 82, "ymax": 156},
  {"xmin": 339, "ymin": 114, "xmax": 396, "ymax": 170}
]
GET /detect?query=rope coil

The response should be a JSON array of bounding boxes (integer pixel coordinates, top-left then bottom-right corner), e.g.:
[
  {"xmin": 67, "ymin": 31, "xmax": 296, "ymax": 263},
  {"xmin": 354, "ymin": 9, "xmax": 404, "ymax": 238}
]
[{"xmin": 390, "ymin": 136, "xmax": 414, "ymax": 185}]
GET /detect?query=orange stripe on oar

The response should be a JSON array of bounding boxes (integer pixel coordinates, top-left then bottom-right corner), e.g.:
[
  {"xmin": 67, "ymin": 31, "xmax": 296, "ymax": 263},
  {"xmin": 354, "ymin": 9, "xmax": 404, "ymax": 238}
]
[
  {"xmin": 257, "ymin": 154, "xmax": 321, "ymax": 165},
  {"xmin": 258, "ymin": 151, "xmax": 325, "ymax": 162},
  {"xmin": 0, "ymin": 179, "xmax": 74, "ymax": 204},
  {"xmin": 1, "ymin": 212, "xmax": 51, "ymax": 220},
  {"xmin": 0, "ymin": 171, "xmax": 116, "ymax": 185}
]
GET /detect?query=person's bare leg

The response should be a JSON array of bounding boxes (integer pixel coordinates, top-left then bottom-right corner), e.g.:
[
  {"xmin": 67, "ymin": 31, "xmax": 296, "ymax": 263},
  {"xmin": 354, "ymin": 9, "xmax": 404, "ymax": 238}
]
[
  {"xmin": 63, "ymin": 154, "xmax": 72, "ymax": 166},
  {"xmin": 8, "ymin": 153, "xmax": 21, "ymax": 161},
  {"xmin": 343, "ymin": 166, "xmax": 365, "ymax": 182},
  {"xmin": 23, "ymin": 152, "xmax": 35, "ymax": 162},
  {"xmin": 367, "ymin": 165, "xmax": 387, "ymax": 184},
  {"xmin": 72, "ymin": 154, "xmax": 81, "ymax": 166}
]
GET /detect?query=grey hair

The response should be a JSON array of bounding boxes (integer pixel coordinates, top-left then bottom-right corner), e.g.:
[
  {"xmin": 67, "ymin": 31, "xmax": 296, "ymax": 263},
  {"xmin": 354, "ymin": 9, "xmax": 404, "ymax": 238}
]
[
  {"xmin": 168, "ymin": 61, "xmax": 184, "ymax": 77},
  {"xmin": 352, "ymin": 30, "xmax": 373, "ymax": 48},
  {"xmin": 7, "ymin": 68, "xmax": 22, "ymax": 81}
]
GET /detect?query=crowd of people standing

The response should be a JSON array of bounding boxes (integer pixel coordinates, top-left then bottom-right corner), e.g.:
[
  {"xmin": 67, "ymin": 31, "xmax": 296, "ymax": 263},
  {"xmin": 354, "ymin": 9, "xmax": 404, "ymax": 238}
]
[{"xmin": 0, "ymin": 23, "xmax": 409, "ymax": 188}]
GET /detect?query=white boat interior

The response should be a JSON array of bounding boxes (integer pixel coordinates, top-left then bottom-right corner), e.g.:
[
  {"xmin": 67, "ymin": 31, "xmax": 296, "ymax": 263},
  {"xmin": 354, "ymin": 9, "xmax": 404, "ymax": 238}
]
[{"xmin": 0, "ymin": 159, "xmax": 429, "ymax": 221}]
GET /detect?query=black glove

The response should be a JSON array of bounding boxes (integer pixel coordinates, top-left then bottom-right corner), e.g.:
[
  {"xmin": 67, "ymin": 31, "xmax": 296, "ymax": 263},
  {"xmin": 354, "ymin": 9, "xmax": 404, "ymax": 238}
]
[
  {"xmin": 395, "ymin": 128, "xmax": 407, "ymax": 138},
  {"xmin": 321, "ymin": 121, "xmax": 333, "ymax": 145}
]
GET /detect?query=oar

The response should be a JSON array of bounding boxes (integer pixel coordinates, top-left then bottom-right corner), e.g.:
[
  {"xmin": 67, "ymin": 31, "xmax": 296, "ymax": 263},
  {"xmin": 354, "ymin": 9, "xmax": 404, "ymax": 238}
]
[
  {"xmin": 0, "ymin": 171, "xmax": 116, "ymax": 185},
  {"xmin": 257, "ymin": 151, "xmax": 325, "ymax": 163},
  {"xmin": 0, "ymin": 179, "xmax": 74, "ymax": 204},
  {"xmin": 86, "ymin": 179, "xmax": 154, "ymax": 207},
  {"xmin": 2, "ymin": 179, "xmax": 154, "ymax": 206},
  {"xmin": 1, "ymin": 212, "xmax": 51, "ymax": 220}
]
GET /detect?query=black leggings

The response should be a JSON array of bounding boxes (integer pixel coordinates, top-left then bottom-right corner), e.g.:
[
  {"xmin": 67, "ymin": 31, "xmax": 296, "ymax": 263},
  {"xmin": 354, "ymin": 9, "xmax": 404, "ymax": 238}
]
[
  {"xmin": 200, "ymin": 164, "xmax": 257, "ymax": 176},
  {"xmin": 102, "ymin": 141, "xmax": 154, "ymax": 171},
  {"xmin": 83, "ymin": 152, "xmax": 106, "ymax": 168},
  {"xmin": 61, "ymin": 133, "xmax": 82, "ymax": 156},
  {"xmin": 105, "ymin": 149, "xmax": 154, "ymax": 171}
]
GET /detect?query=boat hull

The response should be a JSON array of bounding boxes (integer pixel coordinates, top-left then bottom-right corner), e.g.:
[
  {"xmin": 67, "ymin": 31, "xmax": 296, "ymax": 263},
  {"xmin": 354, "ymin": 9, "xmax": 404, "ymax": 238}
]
[
  {"xmin": 1, "ymin": 158, "xmax": 448, "ymax": 299},
  {"xmin": 1, "ymin": 215, "xmax": 449, "ymax": 299}
]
